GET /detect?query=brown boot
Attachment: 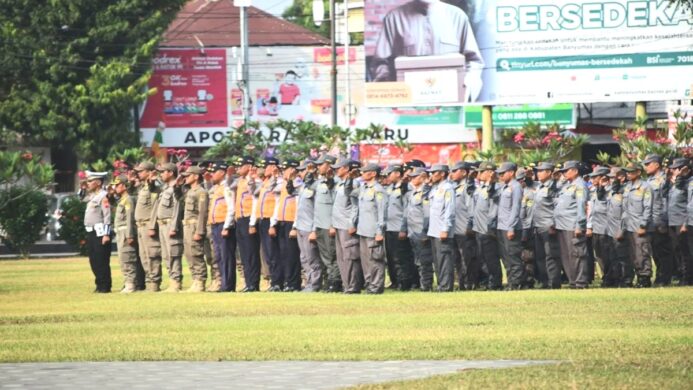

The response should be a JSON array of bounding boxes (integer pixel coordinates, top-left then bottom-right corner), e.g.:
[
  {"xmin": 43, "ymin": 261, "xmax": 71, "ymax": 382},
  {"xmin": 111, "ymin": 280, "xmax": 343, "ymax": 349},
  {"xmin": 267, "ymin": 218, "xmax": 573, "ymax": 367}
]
[
  {"xmin": 120, "ymin": 283, "xmax": 136, "ymax": 294},
  {"xmin": 145, "ymin": 282, "xmax": 160, "ymax": 292},
  {"xmin": 207, "ymin": 279, "xmax": 221, "ymax": 292},
  {"xmin": 187, "ymin": 280, "xmax": 205, "ymax": 293},
  {"xmin": 165, "ymin": 280, "xmax": 181, "ymax": 293}
]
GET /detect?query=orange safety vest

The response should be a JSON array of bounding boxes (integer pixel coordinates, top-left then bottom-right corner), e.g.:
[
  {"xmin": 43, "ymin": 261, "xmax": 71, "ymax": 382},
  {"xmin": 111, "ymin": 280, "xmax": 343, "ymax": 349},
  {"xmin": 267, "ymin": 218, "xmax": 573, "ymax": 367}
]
[
  {"xmin": 235, "ymin": 177, "xmax": 254, "ymax": 220},
  {"xmin": 277, "ymin": 182, "xmax": 297, "ymax": 222},
  {"xmin": 208, "ymin": 184, "xmax": 228, "ymax": 225},
  {"xmin": 256, "ymin": 178, "xmax": 278, "ymax": 219}
]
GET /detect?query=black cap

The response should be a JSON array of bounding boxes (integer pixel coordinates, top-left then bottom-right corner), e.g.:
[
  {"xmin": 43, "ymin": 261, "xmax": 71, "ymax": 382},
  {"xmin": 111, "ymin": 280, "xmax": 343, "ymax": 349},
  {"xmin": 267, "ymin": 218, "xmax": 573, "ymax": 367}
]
[
  {"xmin": 588, "ymin": 166, "xmax": 610, "ymax": 177},
  {"xmin": 559, "ymin": 161, "xmax": 581, "ymax": 172},
  {"xmin": 670, "ymin": 157, "xmax": 689, "ymax": 169},
  {"xmin": 210, "ymin": 161, "xmax": 229, "ymax": 172},
  {"xmin": 279, "ymin": 159, "xmax": 300, "ymax": 169},
  {"xmin": 404, "ymin": 159, "xmax": 425, "ymax": 169},
  {"xmin": 233, "ymin": 156, "xmax": 255, "ymax": 167},
  {"xmin": 361, "ymin": 163, "xmax": 381, "ymax": 173}
]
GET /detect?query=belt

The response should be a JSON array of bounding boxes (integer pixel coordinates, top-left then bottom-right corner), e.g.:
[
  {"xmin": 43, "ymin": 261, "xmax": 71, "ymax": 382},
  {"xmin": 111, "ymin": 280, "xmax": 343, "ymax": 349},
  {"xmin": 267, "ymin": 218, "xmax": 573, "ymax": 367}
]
[
  {"xmin": 183, "ymin": 219, "xmax": 199, "ymax": 226},
  {"xmin": 135, "ymin": 220, "xmax": 150, "ymax": 227},
  {"xmin": 158, "ymin": 218, "xmax": 171, "ymax": 225},
  {"xmin": 116, "ymin": 226, "xmax": 128, "ymax": 232}
]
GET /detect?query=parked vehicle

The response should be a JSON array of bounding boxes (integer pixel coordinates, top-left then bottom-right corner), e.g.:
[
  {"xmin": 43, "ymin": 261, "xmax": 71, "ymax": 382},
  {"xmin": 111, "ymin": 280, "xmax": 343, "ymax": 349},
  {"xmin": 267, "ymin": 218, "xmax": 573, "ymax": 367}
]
[{"xmin": 45, "ymin": 193, "xmax": 76, "ymax": 241}]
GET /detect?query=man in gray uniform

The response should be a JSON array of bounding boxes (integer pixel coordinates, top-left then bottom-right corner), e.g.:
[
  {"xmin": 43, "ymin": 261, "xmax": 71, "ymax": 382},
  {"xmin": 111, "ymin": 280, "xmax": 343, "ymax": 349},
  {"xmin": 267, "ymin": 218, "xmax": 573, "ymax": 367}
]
[
  {"xmin": 450, "ymin": 161, "xmax": 478, "ymax": 290},
  {"xmin": 356, "ymin": 163, "xmax": 387, "ymax": 294},
  {"xmin": 331, "ymin": 159, "xmax": 364, "ymax": 294},
  {"xmin": 667, "ymin": 158, "xmax": 691, "ymax": 286},
  {"xmin": 150, "ymin": 162, "xmax": 184, "ymax": 292},
  {"xmin": 606, "ymin": 167, "xmax": 632, "ymax": 287},
  {"xmin": 554, "ymin": 160, "xmax": 589, "ymax": 289},
  {"xmin": 643, "ymin": 154, "xmax": 674, "ymax": 286},
  {"xmin": 586, "ymin": 166, "xmax": 614, "ymax": 287},
  {"xmin": 622, "ymin": 162, "xmax": 654, "ymax": 288},
  {"xmin": 132, "ymin": 162, "xmax": 163, "ymax": 292},
  {"xmin": 426, "ymin": 164, "xmax": 456, "ymax": 292},
  {"xmin": 312, "ymin": 155, "xmax": 341, "ymax": 292},
  {"xmin": 496, "ymin": 162, "xmax": 526, "ymax": 289},
  {"xmin": 294, "ymin": 159, "xmax": 323, "ymax": 292},
  {"xmin": 83, "ymin": 171, "xmax": 112, "ymax": 293},
  {"xmin": 112, "ymin": 174, "xmax": 138, "ymax": 293},
  {"xmin": 470, "ymin": 162, "xmax": 501, "ymax": 290},
  {"xmin": 384, "ymin": 163, "xmax": 416, "ymax": 290},
  {"xmin": 532, "ymin": 162, "xmax": 561, "ymax": 289}
]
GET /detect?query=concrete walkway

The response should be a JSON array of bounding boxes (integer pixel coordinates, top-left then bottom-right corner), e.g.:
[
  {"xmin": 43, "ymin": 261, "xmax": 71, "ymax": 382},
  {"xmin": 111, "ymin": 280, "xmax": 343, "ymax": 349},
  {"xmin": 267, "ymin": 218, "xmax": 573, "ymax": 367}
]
[{"xmin": 0, "ymin": 360, "xmax": 556, "ymax": 389}]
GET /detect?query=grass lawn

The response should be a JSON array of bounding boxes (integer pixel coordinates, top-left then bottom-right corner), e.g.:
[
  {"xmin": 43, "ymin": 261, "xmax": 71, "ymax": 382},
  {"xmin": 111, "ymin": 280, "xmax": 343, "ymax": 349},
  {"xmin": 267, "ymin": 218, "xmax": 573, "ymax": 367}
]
[{"xmin": 0, "ymin": 258, "xmax": 691, "ymax": 389}]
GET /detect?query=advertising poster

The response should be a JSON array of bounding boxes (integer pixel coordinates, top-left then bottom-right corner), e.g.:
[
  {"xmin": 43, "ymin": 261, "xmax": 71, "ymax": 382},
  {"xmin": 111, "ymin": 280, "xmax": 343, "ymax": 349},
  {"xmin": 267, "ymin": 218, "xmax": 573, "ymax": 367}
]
[
  {"xmin": 364, "ymin": 0, "xmax": 693, "ymax": 106},
  {"xmin": 229, "ymin": 46, "xmax": 364, "ymax": 128},
  {"xmin": 358, "ymin": 106, "xmax": 477, "ymax": 143},
  {"xmin": 359, "ymin": 143, "xmax": 464, "ymax": 165},
  {"xmin": 464, "ymin": 104, "xmax": 576, "ymax": 128},
  {"xmin": 140, "ymin": 49, "xmax": 228, "ymax": 128}
]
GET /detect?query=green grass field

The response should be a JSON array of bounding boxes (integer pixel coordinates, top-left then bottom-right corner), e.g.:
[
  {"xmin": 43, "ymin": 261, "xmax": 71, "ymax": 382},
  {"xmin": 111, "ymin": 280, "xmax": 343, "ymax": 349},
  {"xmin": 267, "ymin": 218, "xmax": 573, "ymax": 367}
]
[{"xmin": 0, "ymin": 258, "xmax": 691, "ymax": 389}]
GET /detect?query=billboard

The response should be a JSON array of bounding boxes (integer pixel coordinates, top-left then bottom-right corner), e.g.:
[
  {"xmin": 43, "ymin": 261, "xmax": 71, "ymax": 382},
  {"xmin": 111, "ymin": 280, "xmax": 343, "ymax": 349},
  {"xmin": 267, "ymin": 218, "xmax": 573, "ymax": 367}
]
[
  {"xmin": 140, "ymin": 49, "xmax": 228, "ymax": 129},
  {"xmin": 359, "ymin": 143, "xmax": 464, "ymax": 165},
  {"xmin": 464, "ymin": 104, "xmax": 576, "ymax": 128},
  {"xmin": 358, "ymin": 106, "xmax": 477, "ymax": 143},
  {"xmin": 364, "ymin": 0, "xmax": 693, "ymax": 106}
]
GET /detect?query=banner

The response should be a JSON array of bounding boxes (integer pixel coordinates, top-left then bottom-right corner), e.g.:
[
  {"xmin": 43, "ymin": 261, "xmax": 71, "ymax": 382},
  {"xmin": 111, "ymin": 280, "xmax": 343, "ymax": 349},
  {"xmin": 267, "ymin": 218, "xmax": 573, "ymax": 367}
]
[
  {"xmin": 464, "ymin": 104, "xmax": 576, "ymax": 128},
  {"xmin": 359, "ymin": 106, "xmax": 477, "ymax": 143},
  {"xmin": 364, "ymin": 0, "xmax": 693, "ymax": 106},
  {"xmin": 359, "ymin": 143, "xmax": 464, "ymax": 165}
]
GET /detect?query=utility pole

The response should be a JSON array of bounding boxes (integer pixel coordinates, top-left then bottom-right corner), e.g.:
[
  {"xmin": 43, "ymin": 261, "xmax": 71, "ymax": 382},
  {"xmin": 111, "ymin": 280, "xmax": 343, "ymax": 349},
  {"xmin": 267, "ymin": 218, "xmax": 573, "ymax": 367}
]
[
  {"xmin": 344, "ymin": 0, "xmax": 351, "ymax": 131},
  {"xmin": 330, "ymin": 0, "xmax": 337, "ymax": 126},
  {"xmin": 238, "ymin": 0, "xmax": 251, "ymax": 127}
]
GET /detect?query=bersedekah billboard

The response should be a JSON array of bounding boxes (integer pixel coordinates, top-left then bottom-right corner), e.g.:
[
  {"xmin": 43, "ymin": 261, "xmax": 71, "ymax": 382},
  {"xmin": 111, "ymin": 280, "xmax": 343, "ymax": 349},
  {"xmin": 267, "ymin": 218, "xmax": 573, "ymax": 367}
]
[{"xmin": 364, "ymin": 0, "xmax": 693, "ymax": 106}]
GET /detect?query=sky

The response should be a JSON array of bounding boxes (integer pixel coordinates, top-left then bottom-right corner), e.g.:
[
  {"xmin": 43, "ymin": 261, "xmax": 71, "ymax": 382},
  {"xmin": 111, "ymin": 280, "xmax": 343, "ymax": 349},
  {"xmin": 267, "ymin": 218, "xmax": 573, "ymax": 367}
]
[{"xmin": 250, "ymin": 0, "xmax": 295, "ymax": 16}]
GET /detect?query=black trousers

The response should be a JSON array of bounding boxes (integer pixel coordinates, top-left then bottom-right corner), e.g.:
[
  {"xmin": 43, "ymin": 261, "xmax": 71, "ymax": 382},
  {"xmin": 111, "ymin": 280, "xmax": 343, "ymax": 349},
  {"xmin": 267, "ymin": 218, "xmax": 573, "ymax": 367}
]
[
  {"xmin": 385, "ymin": 231, "xmax": 416, "ymax": 289},
  {"xmin": 87, "ymin": 231, "xmax": 112, "ymax": 292},
  {"xmin": 498, "ymin": 229, "xmax": 526, "ymax": 288},
  {"xmin": 259, "ymin": 218, "xmax": 282, "ymax": 287},
  {"xmin": 476, "ymin": 233, "xmax": 502, "ymax": 289},
  {"xmin": 454, "ymin": 233, "xmax": 480, "ymax": 289},
  {"xmin": 236, "ymin": 217, "xmax": 261, "ymax": 290},
  {"xmin": 277, "ymin": 221, "xmax": 302, "ymax": 290},
  {"xmin": 534, "ymin": 228, "xmax": 562, "ymax": 288},
  {"xmin": 211, "ymin": 223, "xmax": 237, "ymax": 292},
  {"xmin": 651, "ymin": 229, "xmax": 674, "ymax": 285}
]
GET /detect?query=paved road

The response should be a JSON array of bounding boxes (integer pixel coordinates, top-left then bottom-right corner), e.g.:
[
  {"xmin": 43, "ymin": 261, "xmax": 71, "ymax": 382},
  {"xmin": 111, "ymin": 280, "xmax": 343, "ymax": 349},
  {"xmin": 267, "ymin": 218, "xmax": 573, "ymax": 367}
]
[{"xmin": 0, "ymin": 360, "xmax": 556, "ymax": 389}]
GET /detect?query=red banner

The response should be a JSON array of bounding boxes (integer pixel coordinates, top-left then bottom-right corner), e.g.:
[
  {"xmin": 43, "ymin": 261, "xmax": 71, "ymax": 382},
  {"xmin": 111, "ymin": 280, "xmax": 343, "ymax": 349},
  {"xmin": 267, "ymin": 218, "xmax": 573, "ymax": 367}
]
[
  {"xmin": 359, "ymin": 144, "xmax": 463, "ymax": 166},
  {"xmin": 140, "ymin": 49, "xmax": 227, "ymax": 128},
  {"xmin": 313, "ymin": 47, "xmax": 357, "ymax": 65}
]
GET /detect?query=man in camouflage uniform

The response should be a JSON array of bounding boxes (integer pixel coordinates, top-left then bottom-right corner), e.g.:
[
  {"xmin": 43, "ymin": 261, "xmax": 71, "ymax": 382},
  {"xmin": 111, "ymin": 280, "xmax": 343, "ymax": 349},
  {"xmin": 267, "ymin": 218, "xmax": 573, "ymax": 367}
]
[
  {"xmin": 112, "ymin": 174, "xmax": 138, "ymax": 293},
  {"xmin": 132, "ymin": 162, "xmax": 163, "ymax": 292},
  {"xmin": 182, "ymin": 166, "xmax": 209, "ymax": 292},
  {"xmin": 150, "ymin": 162, "xmax": 184, "ymax": 292}
]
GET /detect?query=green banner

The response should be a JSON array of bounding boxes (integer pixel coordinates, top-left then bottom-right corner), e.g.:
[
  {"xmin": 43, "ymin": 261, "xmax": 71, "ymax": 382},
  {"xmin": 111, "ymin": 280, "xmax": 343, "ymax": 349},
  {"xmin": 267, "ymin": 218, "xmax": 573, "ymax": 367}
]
[
  {"xmin": 394, "ymin": 107, "xmax": 462, "ymax": 126},
  {"xmin": 465, "ymin": 104, "xmax": 575, "ymax": 128}
]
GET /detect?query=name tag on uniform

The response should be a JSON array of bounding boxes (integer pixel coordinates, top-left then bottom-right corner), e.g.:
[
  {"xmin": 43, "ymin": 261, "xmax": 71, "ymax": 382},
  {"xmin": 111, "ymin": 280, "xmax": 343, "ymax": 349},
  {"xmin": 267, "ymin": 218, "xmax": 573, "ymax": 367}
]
[
  {"xmin": 481, "ymin": 189, "xmax": 488, "ymax": 199},
  {"xmin": 304, "ymin": 189, "xmax": 314, "ymax": 197},
  {"xmin": 368, "ymin": 188, "xmax": 376, "ymax": 197},
  {"xmin": 414, "ymin": 193, "xmax": 422, "ymax": 201}
]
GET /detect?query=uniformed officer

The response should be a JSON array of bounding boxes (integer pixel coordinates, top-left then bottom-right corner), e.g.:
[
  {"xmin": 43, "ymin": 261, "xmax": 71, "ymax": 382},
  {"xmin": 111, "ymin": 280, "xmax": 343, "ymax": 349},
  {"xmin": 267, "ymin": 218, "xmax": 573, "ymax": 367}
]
[
  {"xmin": 294, "ymin": 159, "xmax": 323, "ymax": 292},
  {"xmin": 150, "ymin": 162, "xmax": 184, "ymax": 292},
  {"xmin": 532, "ymin": 162, "xmax": 562, "ymax": 289},
  {"xmin": 207, "ymin": 162, "xmax": 237, "ymax": 292},
  {"xmin": 667, "ymin": 158, "xmax": 691, "ymax": 286},
  {"xmin": 622, "ymin": 162, "xmax": 654, "ymax": 288},
  {"xmin": 554, "ymin": 160, "xmax": 589, "ymax": 289},
  {"xmin": 586, "ymin": 166, "xmax": 614, "ymax": 287},
  {"xmin": 233, "ymin": 156, "xmax": 262, "ymax": 292},
  {"xmin": 200, "ymin": 162, "xmax": 221, "ymax": 292},
  {"xmin": 254, "ymin": 157, "xmax": 283, "ymax": 292},
  {"xmin": 132, "ymin": 161, "xmax": 163, "ymax": 292},
  {"xmin": 312, "ymin": 155, "xmax": 342, "ymax": 292},
  {"xmin": 605, "ymin": 167, "xmax": 633, "ymax": 287},
  {"xmin": 404, "ymin": 167, "xmax": 434, "ymax": 291},
  {"xmin": 496, "ymin": 162, "xmax": 526, "ymax": 290},
  {"xmin": 331, "ymin": 159, "xmax": 364, "ymax": 294},
  {"xmin": 355, "ymin": 163, "xmax": 387, "ymax": 294},
  {"xmin": 426, "ymin": 164, "xmax": 456, "ymax": 292},
  {"xmin": 181, "ymin": 166, "xmax": 209, "ymax": 292},
  {"xmin": 270, "ymin": 160, "xmax": 303, "ymax": 292},
  {"xmin": 450, "ymin": 161, "xmax": 479, "ymax": 290},
  {"xmin": 643, "ymin": 154, "xmax": 675, "ymax": 286},
  {"xmin": 384, "ymin": 163, "xmax": 416, "ymax": 290},
  {"xmin": 517, "ymin": 167, "xmax": 537, "ymax": 288},
  {"xmin": 470, "ymin": 162, "xmax": 502, "ymax": 290},
  {"xmin": 82, "ymin": 171, "xmax": 112, "ymax": 293},
  {"xmin": 112, "ymin": 174, "xmax": 138, "ymax": 293}
]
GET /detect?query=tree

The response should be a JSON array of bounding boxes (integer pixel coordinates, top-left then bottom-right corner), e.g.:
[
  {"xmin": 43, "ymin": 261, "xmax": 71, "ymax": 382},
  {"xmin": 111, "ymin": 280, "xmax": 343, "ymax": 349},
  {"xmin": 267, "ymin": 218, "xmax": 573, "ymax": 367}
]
[
  {"xmin": 0, "ymin": 0, "xmax": 187, "ymax": 163},
  {"xmin": 282, "ymin": 0, "xmax": 364, "ymax": 44}
]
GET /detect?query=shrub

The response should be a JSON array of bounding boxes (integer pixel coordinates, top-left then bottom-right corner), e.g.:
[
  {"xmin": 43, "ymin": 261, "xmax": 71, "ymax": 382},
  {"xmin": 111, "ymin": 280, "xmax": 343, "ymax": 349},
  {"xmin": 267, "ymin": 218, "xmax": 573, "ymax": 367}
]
[
  {"xmin": 0, "ymin": 187, "xmax": 49, "ymax": 257},
  {"xmin": 58, "ymin": 196, "xmax": 88, "ymax": 255}
]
